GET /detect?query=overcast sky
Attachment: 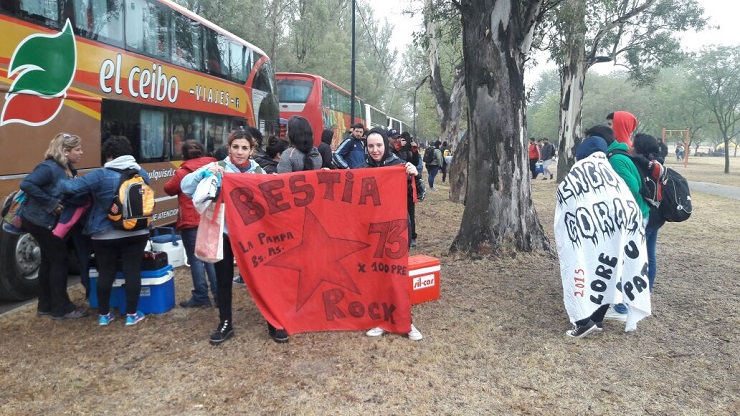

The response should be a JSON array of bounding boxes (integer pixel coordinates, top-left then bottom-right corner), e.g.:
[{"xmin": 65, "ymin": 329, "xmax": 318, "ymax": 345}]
[{"xmin": 370, "ymin": 0, "xmax": 740, "ymax": 78}]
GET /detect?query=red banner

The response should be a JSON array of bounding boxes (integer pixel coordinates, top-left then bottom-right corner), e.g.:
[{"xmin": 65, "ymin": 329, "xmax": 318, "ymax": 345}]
[{"xmin": 221, "ymin": 165, "xmax": 412, "ymax": 335}]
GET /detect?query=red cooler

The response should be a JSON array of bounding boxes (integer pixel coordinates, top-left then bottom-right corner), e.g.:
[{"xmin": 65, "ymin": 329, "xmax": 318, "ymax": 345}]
[{"xmin": 408, "ymin": 255, "xmax": 441, "ymax": 304}]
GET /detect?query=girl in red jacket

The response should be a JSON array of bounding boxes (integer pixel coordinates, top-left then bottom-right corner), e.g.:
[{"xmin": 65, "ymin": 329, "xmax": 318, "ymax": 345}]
[{"xmin": 164, "ymin": 140, "xmax": 218, "ymax": 308}]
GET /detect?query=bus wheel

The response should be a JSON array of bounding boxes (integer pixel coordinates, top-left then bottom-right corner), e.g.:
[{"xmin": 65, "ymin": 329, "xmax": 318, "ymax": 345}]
[{"xmin": 0, "ymin": 229, "xmax": 40, "ymax": 301}]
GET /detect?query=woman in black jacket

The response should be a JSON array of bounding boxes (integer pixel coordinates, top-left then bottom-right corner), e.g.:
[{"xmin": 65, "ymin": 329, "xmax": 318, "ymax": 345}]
[{"xmin": 361, "ymin": 127, "xmax": 423, "ymax": 341}]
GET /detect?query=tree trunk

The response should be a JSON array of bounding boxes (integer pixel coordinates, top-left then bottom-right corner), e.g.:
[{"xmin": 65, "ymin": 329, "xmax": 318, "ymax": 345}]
[
  {"xmin": 425, "ymin": 0, "xmax": 466, "ymax": 150},
  {"xmin": 449, "ymin": 131, "xmax": 468, "ymax": 204},
  {"xmin": 424, "ymin": 0, "xmax": 466, "ymax": 201},
  {"xmin": 555, "ymin": 0, "xmax": 587, "ymax": 182},
  {"xmin": 453, "ymin": 0, "xmax": 549, "ymax": 255}
]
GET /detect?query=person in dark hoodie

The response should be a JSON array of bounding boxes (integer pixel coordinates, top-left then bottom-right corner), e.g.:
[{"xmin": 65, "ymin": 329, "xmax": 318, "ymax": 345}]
[
  {"xmin": 164, "ymin": 140, "xmax": 217, "ymax": 308},
  {"xmin": 556, "ymin": 134, "xmax": 651, "ymax": 338},
  {"xmin": 632, "ymin": 133, "xmax": 665, "ymax": 293},
  {"xmin": 61, "ymin": 136, "xmax": 150, "ymax": 326},
  {"xmin": 397, "ymin": 132, "xmax": 423, "ymax": 246},
  {"xmin": 318, "ymin": 129, "xmax": 335, "ymax": 169},
  {"xmin": 261, "ymin": 136, "xmax": 288, "ymax": 174},
  {"xmin": 361, "ymin": 127, "xmax": 424, "ymax": 341},
  {"xmin": 278, "ymin": 116, "xmax": 322, "ymax": 173}
]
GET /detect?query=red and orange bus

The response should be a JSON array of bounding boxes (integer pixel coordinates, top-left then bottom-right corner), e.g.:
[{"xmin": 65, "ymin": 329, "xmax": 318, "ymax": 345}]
[
  {"xmin": 0, "ymin": 0, "xmax": 279, "ymax": 300},
  {"xmin": 276, "ymin": 72, "xmax": 409, "ymax": 149}
]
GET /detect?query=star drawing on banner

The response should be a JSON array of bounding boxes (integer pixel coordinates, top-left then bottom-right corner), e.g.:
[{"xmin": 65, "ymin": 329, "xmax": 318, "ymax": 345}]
[{"xmin": 264, "ymin": 208, "xmax": 370, "ymax": 311}]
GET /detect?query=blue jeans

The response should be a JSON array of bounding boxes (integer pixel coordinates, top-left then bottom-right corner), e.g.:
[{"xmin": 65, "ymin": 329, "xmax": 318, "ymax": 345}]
[
  {"xmin": 427, "ymin": 165, "xmax": 440, "ymax": 189},
  {"xmin": 645, "ymin": 222, "xmax": 660, "ymax": 292},
  {"xmin": 181, "ymin": 227, "xmax": 217, "ymax": 303}
]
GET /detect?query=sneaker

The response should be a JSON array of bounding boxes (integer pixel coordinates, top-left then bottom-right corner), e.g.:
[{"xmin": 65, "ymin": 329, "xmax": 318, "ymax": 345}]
[
  {"xmin": 98, "ymin": 312, "xmax": 115, "ymax": 326},
  {"xmin": 125, "ymin": 311, "xmax": 145, "ymax": 326},
  {"xmin": 604, "ymin": 305, "xmax": 628, "ymax": 322},
  {"xmin": 366, "ymin": 327, "xmax": 385, "ymax": 337},
  {"xmin": 594, "ymin": 322, "xmax": 604, "ymax": 331},
  {"xmin": 36, "ymin": 309, "xmax": 52, "ymax": 317},
  {"xmin": 272, "ymin": 329, "xmax": 289, "ymax": 343},
  {"xmin": 179, "ymin": 298, "xmax": 211, "ymax": 308},
  {"xmin": 52, "ymin": 308, "xmax": 89, "ymax": 320},
  {"xmin": 210, "ymin": 320, "xmax": 234, "ymax": 345},
  {"xmin": 408, "ymin": 324, "xmax": 423, "ymax": 341},
  {"xmin": 613, "ymin": 303, "xmax": 628, "ymax": 314},
  {"xmin": 565, "ymin": 320, "xmax": 599, "ymax": 338},
  {"xmin": 232, "ymin": 275, "xmax": 246, "ymax": 286},
  {"xmin": 410, "ymin": 239, "xmax": 417, "ymax": 248}
]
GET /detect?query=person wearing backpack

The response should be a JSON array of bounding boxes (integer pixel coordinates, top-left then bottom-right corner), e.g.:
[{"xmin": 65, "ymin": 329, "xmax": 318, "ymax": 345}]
[
  {"xmin": 633, "ymin": 133, "xmax": 665, "ymax": 293},
  {"xmin": 21, "ymin": 133, "xmax": 89, "ymax": 320},
  {"xmin": 424, "ymin": 140, "xmax": 444, "ymax": 191},
  {"xmin": 60, "ymin": 136, "xmax": 150, "ymax": 326},
  {"xmin": 587, "ymin": 124, "xmax": 650, "ymax": 320}
]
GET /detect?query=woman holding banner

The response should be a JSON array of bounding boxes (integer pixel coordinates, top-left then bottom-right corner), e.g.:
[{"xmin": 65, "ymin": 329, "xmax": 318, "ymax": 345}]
[
  {"xmin": 361, "ymin": 127, "xmax": 424, "ymax": 341},
  {"xmin": 181, "ymin": 129, "xmax": 265, "ymax": 345}
]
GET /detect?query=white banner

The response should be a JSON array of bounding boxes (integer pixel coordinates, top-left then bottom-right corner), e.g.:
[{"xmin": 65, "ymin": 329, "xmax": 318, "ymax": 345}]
[{"xmin": 554, "ymin": 153, "xmax": 651, "ymax": 331}]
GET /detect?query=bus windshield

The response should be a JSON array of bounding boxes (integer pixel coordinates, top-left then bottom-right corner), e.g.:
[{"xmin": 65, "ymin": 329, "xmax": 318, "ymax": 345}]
[{"xmin": 277, "ymin": 79, "xmax": 314, "ymax": 103}]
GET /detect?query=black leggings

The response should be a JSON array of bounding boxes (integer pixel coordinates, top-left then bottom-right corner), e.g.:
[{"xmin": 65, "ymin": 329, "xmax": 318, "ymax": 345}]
[
  {"xmin": 92, "ymin": 234, "xmax": 149, "ymax": 315},
  {"xmin": 214, "ymin": 233, "xmax": 235, "ymax": 322},
  {"xmin": 576, "ymin": 304, "xmax": 610, "ymax": 326}
]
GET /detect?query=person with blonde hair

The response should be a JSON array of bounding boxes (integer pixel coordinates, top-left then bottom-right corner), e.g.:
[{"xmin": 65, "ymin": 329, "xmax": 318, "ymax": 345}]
[{"xmin": 21, "ymin": 133, "xmax": 89, "ymax": 319}]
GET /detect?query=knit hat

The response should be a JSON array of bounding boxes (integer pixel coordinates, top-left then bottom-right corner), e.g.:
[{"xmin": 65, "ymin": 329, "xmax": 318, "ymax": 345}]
[{"xmin": 576, "ymin": 136, "xmax": 608, "ymax": 160}]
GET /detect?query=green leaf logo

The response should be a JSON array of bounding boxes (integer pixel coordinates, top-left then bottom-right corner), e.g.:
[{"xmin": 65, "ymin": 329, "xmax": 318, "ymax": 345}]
[{"xmin": 1, "ymin": 19, "xmax": 77, "ymax": 126}]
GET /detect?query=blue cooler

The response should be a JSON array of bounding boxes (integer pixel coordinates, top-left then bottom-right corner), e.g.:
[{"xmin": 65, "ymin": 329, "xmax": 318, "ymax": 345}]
[
  {"xmin": 88, "ymin": 268, "xmax": 119, "ymax": 309},
  {"xmin": 113, "ymin": 265, "xmax": 176, "ymax": 315}
]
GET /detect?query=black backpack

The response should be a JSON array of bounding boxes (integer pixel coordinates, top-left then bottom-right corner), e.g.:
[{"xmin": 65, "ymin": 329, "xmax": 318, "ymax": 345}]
[
  {"xmin": 423, "ymin": 147, "xmax": 436, "ymax": 164},
  {"xmin": 607, "ymin": 149, "xmax": 665, "ymax": 208},
  {"xmin": 658, "ymin": 167, "xmax": 692, "ymax": 222}
]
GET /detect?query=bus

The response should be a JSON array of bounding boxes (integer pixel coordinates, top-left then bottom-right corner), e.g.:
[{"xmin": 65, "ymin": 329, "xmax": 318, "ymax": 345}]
[
  {"xmin": 276, "ymin": 72, "xmax": 413, "ymax": 149},
  {"xmin": 0, "ymin": 0, "xmax": 279, "ymax": 300},
  {"xmin": 387, "ymin": 116, "xmax": 409, "ymax": 134},
  {"xmin": 276, "ymin": 72, "xmax": 366, "ymax": 149},
  {"xmin": 365, "ymin": 104, "xmax": 387, "ymax": 130}
]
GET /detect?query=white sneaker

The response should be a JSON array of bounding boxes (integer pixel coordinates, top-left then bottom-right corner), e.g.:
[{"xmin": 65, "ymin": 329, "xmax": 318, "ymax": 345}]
[
  {"xmin": 604, "ymin": 306, "xmax": 627, "ymax": 322},
  {"xmin": 366, "ymin": 327, "xmax": 384, "ymax": 337},
  {"xmin": 407, "ymin": 324, "xmax": 423, "ymax": 341}
]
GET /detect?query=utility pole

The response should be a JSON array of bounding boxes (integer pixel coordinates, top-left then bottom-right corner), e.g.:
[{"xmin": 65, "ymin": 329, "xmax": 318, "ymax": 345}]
[{"xmin": 350, "ymin": 0, "xmax": 356, "ymax": 125}]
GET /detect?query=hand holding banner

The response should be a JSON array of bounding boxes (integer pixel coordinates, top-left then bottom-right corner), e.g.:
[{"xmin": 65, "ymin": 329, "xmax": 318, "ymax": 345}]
[{"xmin": 221, "ymin": 166, "xmax": 413, "ymax": 335}]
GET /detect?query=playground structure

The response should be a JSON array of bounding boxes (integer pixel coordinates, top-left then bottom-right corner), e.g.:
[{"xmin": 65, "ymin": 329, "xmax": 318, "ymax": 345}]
[{"xmin": 662, "ymin": 128, "xmax": 690, "ymax": 167}]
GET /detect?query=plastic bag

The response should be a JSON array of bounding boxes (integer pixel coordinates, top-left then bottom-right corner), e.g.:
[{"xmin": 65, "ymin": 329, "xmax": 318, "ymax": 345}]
[{"xmin": 194, "ymin": 200, "xmax": 224, "ymax": 263}]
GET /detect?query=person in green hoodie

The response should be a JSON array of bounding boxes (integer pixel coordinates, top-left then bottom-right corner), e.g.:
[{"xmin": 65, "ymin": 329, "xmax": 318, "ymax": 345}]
[{"xmin": 584, "ymin": 124, "xmax": 649, "ymax": 320}]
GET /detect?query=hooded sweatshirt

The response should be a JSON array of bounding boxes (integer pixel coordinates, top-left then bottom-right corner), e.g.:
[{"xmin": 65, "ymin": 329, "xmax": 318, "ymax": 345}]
[
  {"xmin": 607, "ymin": 141, "xmax": 650, "ymax": 219},
  {"xmin": 612, "ymin": 111, "xmax": 638, "ymax": 148}
]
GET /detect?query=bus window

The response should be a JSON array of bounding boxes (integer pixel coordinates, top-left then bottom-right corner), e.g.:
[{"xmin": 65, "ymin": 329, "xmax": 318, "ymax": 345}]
[
  {"xmin": 205, "ymin": 117, "xmax": 229, "ymax": 155},
  {"xmin": 229, "ymin": 42, "xmax": 247, "ymax": 83},
  {"xmin": 203, "ymin": 27, "xmax": 229, "ymax": 79},
  {"xmin": 139, "ymin": 109, "xmax": 165, "ymax": 161},
  {"xmin": 171, "ymin": 112, "xmax": 205, "ymax": 159},
  {"xmin": 125, "ymin": 0, "xmax": 170, "ymax": 61},
  {"xmin": 72, "ymin": 0, "xmax": 123, "ymax": 47},
  {"xmin": 171, "ymin": 12, "xmax": 201, "ymax": 71},
  {"xmin": 15, "ymin": 0, "xmax": 59, "ymax": 27},
  {"xmin": 277, "ymin": 79, "xmax": 313, "ymax": 103}
]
